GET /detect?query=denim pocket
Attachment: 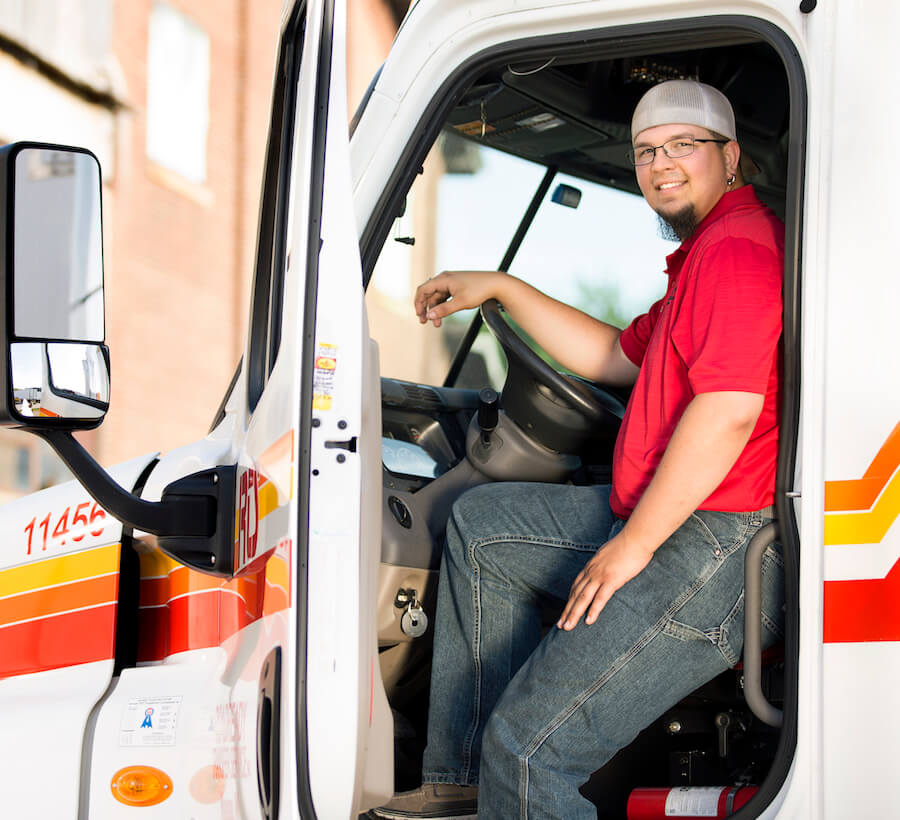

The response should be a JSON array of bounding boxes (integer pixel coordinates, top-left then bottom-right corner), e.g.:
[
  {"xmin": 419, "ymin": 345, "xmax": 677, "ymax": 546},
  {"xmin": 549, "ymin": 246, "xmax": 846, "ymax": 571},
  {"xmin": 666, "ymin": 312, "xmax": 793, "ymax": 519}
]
[
  {"xmin": 654, "ymin": 512, "xmax": 769, "ymax": 666},
  {"xmin": 664, "ymin": 590, "xmax": 744, "ymax": 667},
  {"xmin": 665, "ymin": 536, "xmax": 786, "ymax": 667},
  {"xmin": 690, "ymin": 510, "xmax": 752, "ymax": 558}
]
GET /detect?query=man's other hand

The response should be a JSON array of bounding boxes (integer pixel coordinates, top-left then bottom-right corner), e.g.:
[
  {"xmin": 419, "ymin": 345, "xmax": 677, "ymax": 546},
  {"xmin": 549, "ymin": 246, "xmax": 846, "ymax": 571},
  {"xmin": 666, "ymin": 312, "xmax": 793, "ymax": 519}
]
[{"xmin": 557, "ymin": 533, "xmax": 654, "ymax": 630}]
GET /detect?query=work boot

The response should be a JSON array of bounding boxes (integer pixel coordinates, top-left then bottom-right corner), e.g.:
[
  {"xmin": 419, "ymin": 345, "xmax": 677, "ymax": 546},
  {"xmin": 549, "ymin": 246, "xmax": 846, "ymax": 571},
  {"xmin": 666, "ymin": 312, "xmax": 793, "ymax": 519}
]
[{"xmin": 368, "ymin": 783, "xmax": 478, "ymax": 819}]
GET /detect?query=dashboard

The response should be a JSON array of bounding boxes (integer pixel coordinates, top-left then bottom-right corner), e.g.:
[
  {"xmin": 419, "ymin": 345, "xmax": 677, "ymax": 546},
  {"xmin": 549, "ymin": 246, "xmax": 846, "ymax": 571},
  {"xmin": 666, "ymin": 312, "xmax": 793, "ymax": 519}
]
[{"xmin": 380, "ymin": 377, "xmax": 479, "ymax": 483}]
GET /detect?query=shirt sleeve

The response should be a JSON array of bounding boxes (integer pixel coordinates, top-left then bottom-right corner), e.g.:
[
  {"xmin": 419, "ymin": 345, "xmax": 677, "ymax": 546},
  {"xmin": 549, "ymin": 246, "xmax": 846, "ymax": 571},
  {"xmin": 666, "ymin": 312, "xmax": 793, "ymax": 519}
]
[
  {"xmin": 619, "ymin": 295, "xmax": 665, "ymax": 367},
  {"xmin": 672, "ymin": 238, "xmax": 782, "ymax": 395}
]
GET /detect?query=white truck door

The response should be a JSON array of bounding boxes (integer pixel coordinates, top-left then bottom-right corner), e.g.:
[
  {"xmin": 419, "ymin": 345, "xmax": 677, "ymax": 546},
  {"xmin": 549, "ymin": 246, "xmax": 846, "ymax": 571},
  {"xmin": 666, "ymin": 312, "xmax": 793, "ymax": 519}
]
[
  {"xmin": 75, "ymin": 1, "xmax": 389, "ymax": 816},
  {"xmin": 244, "ymin": 0, "xmax": 392, "ymax": 816}
]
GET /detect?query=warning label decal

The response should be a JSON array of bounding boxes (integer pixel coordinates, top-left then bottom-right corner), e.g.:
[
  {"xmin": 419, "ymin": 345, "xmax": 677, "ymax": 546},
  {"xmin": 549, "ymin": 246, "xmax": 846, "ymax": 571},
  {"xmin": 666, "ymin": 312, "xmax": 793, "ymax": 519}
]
[{"xmin": 313, "ymin": 342, "xmax": 337, "ymax": 411}]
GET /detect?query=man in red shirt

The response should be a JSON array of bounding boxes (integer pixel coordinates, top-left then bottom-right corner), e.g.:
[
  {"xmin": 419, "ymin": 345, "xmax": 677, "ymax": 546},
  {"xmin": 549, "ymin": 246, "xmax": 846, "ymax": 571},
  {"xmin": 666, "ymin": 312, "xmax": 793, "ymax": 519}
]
[{"xmin": 373, "ymin": 80, "xmax": 785, "ymax": 820}]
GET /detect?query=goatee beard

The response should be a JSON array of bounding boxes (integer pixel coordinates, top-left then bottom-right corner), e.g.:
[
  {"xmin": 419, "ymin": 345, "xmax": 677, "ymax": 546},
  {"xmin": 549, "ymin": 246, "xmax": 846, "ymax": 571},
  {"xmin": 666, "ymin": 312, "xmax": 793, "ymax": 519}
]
[{"xmin": 657, "ymin": 206, "xmax": 699, "ymax": 242}]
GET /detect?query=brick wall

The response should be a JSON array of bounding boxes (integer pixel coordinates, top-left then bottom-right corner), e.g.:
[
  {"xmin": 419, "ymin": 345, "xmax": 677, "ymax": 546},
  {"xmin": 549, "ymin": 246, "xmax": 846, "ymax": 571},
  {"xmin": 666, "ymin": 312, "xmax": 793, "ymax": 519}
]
[
  {"xmin": 104, "ymin": 0, "xmax": 406, "ymax": 467},
  {"xmin": 99, "ymin": 0, "xmax": 283, "ymax": 466},
  {"xmin": 0, "ymin": 0, "xmax": 407, "ymax": 490}
]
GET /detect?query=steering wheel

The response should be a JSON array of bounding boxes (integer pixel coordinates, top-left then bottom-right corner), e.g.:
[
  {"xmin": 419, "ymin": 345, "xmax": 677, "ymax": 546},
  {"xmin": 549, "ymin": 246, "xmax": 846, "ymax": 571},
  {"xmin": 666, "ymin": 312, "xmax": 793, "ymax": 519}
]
[{"xmin": 480, "ymin": 298, "xmax": 626, "ymax": 452}]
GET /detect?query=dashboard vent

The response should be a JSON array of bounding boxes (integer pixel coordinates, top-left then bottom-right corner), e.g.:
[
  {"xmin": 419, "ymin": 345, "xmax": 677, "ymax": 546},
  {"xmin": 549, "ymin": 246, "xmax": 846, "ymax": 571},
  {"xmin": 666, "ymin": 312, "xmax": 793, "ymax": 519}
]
[{"xmin": 402, "ymin": 384, "xmax": 443, "ymax": 408}]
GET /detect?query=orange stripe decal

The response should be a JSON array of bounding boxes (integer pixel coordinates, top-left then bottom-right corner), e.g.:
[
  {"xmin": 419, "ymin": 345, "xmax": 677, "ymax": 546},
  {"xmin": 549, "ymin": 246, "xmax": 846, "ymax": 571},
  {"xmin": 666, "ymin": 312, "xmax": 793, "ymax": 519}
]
[
  {"xmin": 137, "ymin": 542, "xmax": 292, "ymax": 661},
  {"xmin": 824, "ymin": 421, "xmax": 900, "ymax": 545},
  {"xmin": 824, "ymin": 470, "xmax": 900, "ymax": 546},
  {"xmin": 0, "ymin": 545, "xmax": 121, "ymax": 677},
  {"xmin": 0, "ymin": 574, "xmax": 117, "ymax": 628},
  {"xmin": 825, "ymin": 420, "xmax": 900, "ymax": 512},
  {"xmin": 136, "ymin": 433, "xmax": 296, "ymax": 663},
  {"xmin": 824, "ymin": 422, "xmax": 900, "ymax": 642}
]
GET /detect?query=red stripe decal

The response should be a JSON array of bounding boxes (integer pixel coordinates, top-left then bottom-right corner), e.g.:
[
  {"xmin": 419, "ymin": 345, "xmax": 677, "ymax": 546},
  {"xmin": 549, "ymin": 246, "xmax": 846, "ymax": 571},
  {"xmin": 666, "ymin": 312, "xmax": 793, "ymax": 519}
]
[
  {"xmin": 824, "ymin": 557, "xmax": 900, "ymax": 643},
  {"xmin": 137, "ymin": 543, "xmax": 292, "ymax": 662},
  {"xmin": 0, "ymin": 604, "xmax": 117, "ymax": 677},
  {"xmin": 138, "ymin": 587, "xmax": 263, "ymax": 661}
]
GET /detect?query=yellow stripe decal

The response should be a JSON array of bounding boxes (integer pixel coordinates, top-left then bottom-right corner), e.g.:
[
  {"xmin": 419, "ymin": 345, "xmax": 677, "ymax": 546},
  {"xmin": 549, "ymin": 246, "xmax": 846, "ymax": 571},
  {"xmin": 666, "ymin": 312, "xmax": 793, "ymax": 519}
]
[
  {"xmin": 0, "ymin": 543, "xmax": 120, "ymax": 599},
  {"xmin": 258, "ymin": 479, "xmax": 279, "ymax": 520},
  {"xmin": 825, "ymin": 468, "xmax": 900, "ymax": 546},
  {"xmin": 265, "ymin": 554, "xmax": 289, "ymax": 591}
]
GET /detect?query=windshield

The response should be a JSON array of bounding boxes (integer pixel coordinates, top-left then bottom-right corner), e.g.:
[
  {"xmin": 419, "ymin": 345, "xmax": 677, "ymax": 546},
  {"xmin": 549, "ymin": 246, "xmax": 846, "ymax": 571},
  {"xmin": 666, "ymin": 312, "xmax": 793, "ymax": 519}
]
[
  {"xmin": 439, "ymin": 147, "xmax": 674, "ymax": 324},
  {"xmin": 366, "ymin": 136, "xmax": 675, "ymax": 390}
]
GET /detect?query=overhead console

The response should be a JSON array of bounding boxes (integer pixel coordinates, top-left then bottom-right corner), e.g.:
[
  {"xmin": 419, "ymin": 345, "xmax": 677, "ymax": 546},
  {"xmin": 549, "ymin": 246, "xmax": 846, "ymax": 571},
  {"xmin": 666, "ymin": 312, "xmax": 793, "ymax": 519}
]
[{"xmin": 445, "ymin": 40, "xmax": 790, "ymax": 214}]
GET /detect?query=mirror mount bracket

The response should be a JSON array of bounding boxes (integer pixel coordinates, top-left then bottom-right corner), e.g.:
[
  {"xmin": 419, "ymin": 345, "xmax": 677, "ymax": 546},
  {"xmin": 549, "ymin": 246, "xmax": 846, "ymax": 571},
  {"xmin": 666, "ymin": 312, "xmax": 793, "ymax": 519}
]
[
  {"xmin": 157, "ymin": 468, "xmax": 237, "ymax": 576},
  {"xmin": 31, "ymin": 428, "xmax": 237, "ymax": 576}
]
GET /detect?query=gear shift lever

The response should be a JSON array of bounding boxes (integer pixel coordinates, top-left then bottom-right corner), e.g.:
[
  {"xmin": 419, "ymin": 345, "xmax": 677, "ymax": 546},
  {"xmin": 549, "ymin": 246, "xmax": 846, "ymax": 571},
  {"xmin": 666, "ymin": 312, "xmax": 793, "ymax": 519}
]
[{"xmin": 478, "ymin": 388, "xmax": 500, "ymax": 446}]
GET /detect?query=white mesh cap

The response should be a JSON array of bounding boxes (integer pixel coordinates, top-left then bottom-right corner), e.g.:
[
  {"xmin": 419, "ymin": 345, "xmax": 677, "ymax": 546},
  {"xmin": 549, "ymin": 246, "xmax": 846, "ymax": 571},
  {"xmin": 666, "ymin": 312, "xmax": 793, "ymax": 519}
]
[{"xmin": 631, "ymin": 80, "xmax": 736, "ymax": 141}]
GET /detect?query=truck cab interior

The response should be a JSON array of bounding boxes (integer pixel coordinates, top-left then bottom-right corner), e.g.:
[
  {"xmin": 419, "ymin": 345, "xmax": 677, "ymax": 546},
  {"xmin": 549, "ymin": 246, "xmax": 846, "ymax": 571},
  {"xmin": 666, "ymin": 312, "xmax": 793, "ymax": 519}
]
[{"xmin": 362, "ymin": 17, "xmax": 801, "ymax": 819}]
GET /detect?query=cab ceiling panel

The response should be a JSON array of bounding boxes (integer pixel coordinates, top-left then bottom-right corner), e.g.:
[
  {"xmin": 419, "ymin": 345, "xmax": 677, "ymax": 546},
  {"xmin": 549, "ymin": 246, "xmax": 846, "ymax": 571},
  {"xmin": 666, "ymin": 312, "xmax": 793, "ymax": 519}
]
[{"xmin": 444, "ymin": 40, "xmax": 789, "ymax": 207}]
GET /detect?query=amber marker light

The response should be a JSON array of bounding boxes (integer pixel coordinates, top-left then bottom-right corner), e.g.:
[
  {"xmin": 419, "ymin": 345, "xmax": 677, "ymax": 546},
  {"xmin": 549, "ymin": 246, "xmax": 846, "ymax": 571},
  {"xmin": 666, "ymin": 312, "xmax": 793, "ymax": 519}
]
[{"xmin": 110, "ymin": 766, "xmax": 174, "ymax": 806}]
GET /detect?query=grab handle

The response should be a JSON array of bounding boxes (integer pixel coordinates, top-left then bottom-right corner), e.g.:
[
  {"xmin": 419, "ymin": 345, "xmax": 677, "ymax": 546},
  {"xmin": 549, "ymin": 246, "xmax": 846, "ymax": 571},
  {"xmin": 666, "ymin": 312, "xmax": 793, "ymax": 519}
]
[
  {"xmin": 257, "ymin": 646, "xmax": 282, "ymax": 820},
  {"xmin": 743, "ymin": 522, "xmax": 783, "ymax": 727}
]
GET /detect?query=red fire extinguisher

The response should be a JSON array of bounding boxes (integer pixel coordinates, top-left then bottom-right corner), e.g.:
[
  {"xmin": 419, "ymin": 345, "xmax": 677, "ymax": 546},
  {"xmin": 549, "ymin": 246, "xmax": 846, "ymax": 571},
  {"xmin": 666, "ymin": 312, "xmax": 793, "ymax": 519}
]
[{"xmin": 627, "ymin": 786, "xmax": 758, "ymax": 819}]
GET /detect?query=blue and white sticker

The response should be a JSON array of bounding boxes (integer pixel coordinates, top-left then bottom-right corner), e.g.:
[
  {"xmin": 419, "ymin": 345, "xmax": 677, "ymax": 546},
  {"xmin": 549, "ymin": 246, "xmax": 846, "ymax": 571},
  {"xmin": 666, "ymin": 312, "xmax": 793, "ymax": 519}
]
[{"xmin": 119, "ymin": 696, "xmax": 182, "ymax": 747}]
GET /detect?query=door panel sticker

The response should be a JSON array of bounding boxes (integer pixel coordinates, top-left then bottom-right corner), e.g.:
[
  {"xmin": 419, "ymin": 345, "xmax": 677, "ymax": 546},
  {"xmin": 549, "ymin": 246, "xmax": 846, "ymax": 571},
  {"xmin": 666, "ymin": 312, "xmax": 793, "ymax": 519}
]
[{"xmin": 119, "ymin": 696, "xmax": 182, "ymax": 747}]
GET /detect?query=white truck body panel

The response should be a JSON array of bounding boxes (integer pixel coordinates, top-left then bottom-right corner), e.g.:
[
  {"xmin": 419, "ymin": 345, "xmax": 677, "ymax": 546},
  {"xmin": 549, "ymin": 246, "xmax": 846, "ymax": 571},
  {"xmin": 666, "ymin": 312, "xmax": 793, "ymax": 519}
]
[{"xmin": 0, "ymin": 456, "xmax": 157, "ymax": 819}]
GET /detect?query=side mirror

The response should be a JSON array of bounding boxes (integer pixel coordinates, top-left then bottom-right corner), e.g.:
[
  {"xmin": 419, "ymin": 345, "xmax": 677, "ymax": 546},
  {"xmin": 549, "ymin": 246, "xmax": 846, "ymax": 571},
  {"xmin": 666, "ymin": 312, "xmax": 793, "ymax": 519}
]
[
  {"xmin": 0, "ymin": 143, "xmax": 236, "ymax": 576},
  {"xmin": 0, "ymin": 142, "xmax": 109, "ymax": 429}
]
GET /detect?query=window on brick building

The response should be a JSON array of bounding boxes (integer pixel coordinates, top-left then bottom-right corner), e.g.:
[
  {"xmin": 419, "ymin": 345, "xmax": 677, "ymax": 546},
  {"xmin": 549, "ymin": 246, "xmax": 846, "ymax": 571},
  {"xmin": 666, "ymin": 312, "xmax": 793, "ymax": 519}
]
[
  {"xmin": 0, "ymin": 0, "xmax": 113, "ymax": 92},
  {"xmin": 146, "ymin": 2, "xmax": 210, "ymax": 184},
  {"xmin": 0, "ymin": 431, "xmax": 72, "ymax": 501}
]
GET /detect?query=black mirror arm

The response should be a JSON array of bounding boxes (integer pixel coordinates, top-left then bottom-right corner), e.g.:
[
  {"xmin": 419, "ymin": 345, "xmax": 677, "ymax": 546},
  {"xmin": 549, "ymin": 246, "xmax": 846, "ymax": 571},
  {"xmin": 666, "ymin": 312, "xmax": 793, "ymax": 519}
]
[{"xmin": 28, "ymin": 428, "xmax": 215, "ymax": 537}]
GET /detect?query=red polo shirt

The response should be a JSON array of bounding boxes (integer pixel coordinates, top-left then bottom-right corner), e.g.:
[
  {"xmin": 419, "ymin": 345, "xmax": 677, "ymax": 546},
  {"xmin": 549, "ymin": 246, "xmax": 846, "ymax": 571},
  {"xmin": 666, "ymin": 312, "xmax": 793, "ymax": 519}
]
[{"xmin": 610, "ymin": 185, "xmax": 784, "ymax": 519}]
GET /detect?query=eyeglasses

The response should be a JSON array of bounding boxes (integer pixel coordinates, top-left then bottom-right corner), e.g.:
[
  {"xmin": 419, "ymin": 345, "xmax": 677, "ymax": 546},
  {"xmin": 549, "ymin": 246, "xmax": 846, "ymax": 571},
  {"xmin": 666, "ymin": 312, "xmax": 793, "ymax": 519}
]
[{"xmin": 628, "ymin": 137, "xmax": 729, "ymax": 166}]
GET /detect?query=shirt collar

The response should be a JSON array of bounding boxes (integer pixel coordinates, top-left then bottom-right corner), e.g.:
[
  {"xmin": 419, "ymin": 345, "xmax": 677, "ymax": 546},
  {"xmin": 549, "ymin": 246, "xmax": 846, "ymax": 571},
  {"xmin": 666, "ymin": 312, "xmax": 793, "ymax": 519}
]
[{"xmin": 664, "ymin": 185, "xmax": 760, "ymax": 275}]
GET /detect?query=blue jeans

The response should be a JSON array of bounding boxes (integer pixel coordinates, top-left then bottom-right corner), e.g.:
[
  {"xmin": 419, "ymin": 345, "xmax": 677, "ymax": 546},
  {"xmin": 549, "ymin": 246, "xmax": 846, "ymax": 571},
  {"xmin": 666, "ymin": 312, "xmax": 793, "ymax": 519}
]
[{"xmin": 422, "ymin": 482, "xmax": 784, "ymax": 819}]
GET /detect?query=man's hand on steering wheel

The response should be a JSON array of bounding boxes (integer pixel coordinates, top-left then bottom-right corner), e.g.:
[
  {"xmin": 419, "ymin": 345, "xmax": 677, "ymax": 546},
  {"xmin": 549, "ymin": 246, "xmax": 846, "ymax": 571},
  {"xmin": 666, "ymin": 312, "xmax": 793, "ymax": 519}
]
[
  {"xmin": 414, "ymin": 269, "xmax": 626, "ymax": 435},
  {"xmin": 414, "ymin": 270, "xmax": 510, "ymax": 327}
]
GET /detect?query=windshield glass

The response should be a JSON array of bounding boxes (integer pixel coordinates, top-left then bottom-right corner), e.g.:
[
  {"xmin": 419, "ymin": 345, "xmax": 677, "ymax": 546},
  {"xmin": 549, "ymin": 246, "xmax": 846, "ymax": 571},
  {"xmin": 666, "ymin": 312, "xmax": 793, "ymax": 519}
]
[
  {"xmin": 366, "ymin": 135, "xmax": 675, "ymax": 389},
  {"xmin": 438, "ymin": 147, "xmax": 674, "ymax": 326}
]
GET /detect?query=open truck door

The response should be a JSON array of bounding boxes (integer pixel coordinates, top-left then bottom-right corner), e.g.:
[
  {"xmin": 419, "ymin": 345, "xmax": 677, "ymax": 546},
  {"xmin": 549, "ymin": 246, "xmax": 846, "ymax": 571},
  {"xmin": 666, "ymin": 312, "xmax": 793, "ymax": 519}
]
[
  {"xmin": 121, "ymin": 0, "xmax": 392, "ymax": 813},
  {"xmin": 255, "ymin": 0, "xmax": 392, "ymax": 814},
  {"xmin": 0, "ymin": 1, "xmax": 390, "ymax": 817}
]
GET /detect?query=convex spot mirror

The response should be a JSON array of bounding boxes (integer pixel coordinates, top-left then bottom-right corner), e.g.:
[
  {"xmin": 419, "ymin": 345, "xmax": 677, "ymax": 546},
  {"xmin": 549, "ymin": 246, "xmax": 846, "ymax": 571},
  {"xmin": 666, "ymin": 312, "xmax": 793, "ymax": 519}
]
[{"xmin": 0, "ymin": 142, "xmax": 108, "ymax": 428}]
